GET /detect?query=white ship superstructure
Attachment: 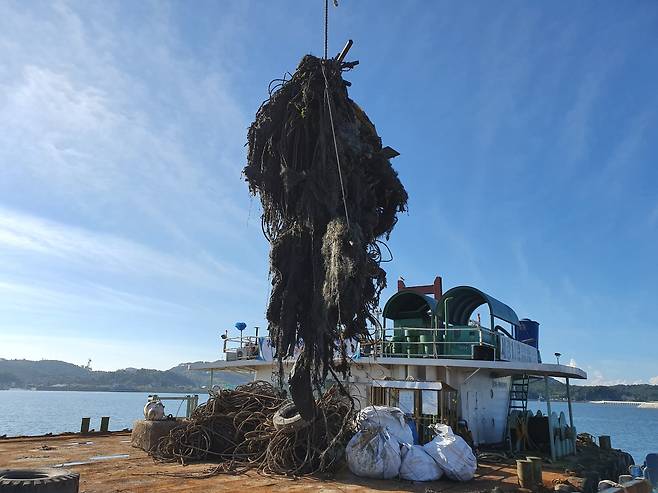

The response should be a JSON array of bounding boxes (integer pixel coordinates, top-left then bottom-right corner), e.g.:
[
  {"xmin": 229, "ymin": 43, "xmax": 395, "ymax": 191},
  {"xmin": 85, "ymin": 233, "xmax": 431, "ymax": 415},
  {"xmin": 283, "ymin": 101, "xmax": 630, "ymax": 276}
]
[{"xmin": 190, "ymin": 276, "xmax": 586, "ymax": 459}]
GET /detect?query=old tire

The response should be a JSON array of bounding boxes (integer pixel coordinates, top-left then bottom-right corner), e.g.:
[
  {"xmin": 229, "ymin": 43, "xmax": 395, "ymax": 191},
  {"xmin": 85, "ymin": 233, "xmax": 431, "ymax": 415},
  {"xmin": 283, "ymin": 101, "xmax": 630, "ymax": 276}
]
[
  {"xmin": 273, "ymin": 401, "xmax": 308, "ymax": 431},
  {"xmin": 0, "ymin": 469, "xmax": 79, "ymax": 492}
]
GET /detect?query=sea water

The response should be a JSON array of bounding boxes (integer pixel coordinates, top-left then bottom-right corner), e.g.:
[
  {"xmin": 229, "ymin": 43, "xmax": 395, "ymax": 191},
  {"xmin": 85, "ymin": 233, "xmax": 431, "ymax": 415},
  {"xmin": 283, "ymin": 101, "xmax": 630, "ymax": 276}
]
[
  {"xmin": 0, "ymin": 391, "xmax": 655, "ymax": 463},
  {"xmin": 0, "ymin": 389, "xmax": 208, "ymax": 437}
]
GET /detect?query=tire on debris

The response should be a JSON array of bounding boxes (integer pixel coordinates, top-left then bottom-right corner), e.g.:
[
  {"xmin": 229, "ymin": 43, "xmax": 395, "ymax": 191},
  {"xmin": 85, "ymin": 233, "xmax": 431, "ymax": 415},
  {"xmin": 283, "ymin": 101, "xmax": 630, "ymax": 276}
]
[
  {"xmin": 0, "ymin": 468, "xmax": 79, "ymax": 492},
  {"xmin": 273, "ymin": 401, "xmax": 308, "ymax": 431}
]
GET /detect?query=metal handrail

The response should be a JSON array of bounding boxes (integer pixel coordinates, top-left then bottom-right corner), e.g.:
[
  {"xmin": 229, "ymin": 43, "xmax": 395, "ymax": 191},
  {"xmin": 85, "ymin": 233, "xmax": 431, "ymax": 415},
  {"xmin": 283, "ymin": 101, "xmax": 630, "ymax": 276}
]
[
  {"xmin": 360, "ymin": 325, "xmax": 503, "ymax": 360},
  {"xmin": 149, "ymin": 394, "xmax": 199, "ymax": 418},
  {"xmin": 222, "ymin": 335, "xmax": 261, "ymax": 360}
]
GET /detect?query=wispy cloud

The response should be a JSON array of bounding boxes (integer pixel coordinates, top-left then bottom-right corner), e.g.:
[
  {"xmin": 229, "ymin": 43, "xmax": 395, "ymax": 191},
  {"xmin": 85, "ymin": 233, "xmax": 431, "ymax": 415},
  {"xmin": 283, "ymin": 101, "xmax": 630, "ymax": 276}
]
[
  {"xmin": 0, "ymin": 0, "xmax": 251, "ymax": 245},
  {"xmin": 0, "ymin": 206, "xmax": 249, "ymax": 288},
  {"xmin": 0, "ymin": 279, "xmax": 190, "ymax": 318}
]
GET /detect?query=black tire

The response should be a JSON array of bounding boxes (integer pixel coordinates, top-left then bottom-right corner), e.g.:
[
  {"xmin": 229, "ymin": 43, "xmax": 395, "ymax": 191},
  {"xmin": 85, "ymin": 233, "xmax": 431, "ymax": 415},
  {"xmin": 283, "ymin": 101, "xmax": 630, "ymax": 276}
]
[
  {"xmin": 273, "ymin": 401, "xmax": 308, "ymax": 431},
  {"xmin": 0, "ymin": 469, "xmax": 79, "ymax": 492}
]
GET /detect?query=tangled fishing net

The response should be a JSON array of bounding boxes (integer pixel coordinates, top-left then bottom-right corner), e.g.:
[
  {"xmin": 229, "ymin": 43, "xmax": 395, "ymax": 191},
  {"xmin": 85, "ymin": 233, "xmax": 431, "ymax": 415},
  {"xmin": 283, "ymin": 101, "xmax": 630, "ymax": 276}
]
[
  {"xmin": 245, "ymin": 54, "xmax": 408, "ymax": 418},
  {"xmin": 152, "ymin": 381, "xmax": 355, "ymax": 476}
]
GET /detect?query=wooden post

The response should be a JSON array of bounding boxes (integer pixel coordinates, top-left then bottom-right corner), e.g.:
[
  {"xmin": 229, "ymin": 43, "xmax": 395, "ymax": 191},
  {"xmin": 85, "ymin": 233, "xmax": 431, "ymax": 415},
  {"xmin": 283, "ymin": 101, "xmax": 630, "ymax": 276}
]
[
  {"xmin": 100, "ymin": 416, "xmax": 110, "ymax": 432},
  {"xmin": 599, "ymin": 435, "xmax": 612, "ymax": 450},
  {"xmin": 517, "ymin": 459, "xmax": 534, "ymax": 489},
  {"xmin": 526, "ymin": 456, "xmax": 543, "ymax": 488},
  {"xmin": 80, "ymin": 417, "xmax": 90, "ymax": 434}
]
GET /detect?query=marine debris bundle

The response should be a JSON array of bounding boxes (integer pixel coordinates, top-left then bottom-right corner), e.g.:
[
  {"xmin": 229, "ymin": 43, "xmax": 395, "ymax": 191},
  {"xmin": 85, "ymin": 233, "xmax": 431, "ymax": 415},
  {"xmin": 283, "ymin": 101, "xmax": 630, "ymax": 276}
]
[
  {"xmin": 244, "ymin": 54, "xmax": 408, "ymax": 418},
  {"xmin": 152, "ymin": 381, "xmax": 355, "ymax": 476}
]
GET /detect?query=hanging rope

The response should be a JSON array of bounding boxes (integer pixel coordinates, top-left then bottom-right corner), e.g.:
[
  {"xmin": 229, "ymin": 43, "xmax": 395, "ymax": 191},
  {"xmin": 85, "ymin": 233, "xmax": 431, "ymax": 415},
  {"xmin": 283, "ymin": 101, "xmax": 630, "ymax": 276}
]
[
  {"xmin": 324, "ymin": 0, "xmax": 329, "ymax": 60},
  {"xmin": 244, "ymin": 4, "xmax": 407, "ymax": 419},
  {"xmin": 324, "ymin": 0, "xmax": 339, "ymax": 60},
  {"xmin": 322, "ymin": 63, "xmax": 350, "ymax": 229}
]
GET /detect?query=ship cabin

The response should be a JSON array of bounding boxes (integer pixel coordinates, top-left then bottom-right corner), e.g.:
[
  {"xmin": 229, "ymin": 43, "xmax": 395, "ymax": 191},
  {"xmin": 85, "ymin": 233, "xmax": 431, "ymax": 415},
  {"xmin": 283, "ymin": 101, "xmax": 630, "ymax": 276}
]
[{"xmin": 190, "ymin": 276, "xmax": 587, "ymax": 459}]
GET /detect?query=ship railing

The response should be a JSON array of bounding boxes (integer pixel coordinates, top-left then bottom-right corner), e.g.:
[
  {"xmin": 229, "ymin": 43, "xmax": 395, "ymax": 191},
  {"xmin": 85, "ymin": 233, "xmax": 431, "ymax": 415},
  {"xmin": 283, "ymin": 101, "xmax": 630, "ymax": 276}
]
[
  {"xmin": 222, "ymin": 335, "xmax": 262, "ymax": 361},
  {"xmin": 360, "ymin": 325, "xmax": 499, "ymax": 360},
  {"xmin": 149, "ymin": 394, "xmax": 199, "ymax": 418}
]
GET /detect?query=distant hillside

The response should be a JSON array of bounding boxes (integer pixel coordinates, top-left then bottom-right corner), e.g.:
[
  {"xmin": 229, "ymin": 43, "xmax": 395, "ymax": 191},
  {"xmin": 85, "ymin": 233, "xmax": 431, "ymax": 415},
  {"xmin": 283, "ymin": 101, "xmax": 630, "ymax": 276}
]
[
  {"xmin": 528, "ymin": 378, "xmax": 658, "ymax": 402},
  {"xmin": 0, "ymin": 359, "xmax": 250, "ymax": 392},
  {"xmin": 4, "ymin": 359, "xmax": 655, "ymax": 401}
]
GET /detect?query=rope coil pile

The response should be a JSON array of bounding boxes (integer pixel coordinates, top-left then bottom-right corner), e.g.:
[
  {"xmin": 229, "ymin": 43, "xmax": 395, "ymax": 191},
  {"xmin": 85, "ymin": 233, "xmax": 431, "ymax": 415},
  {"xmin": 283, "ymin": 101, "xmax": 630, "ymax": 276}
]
[{"xmin": 152, "ymin": 381, "xmax": 356, "ymax": 476}]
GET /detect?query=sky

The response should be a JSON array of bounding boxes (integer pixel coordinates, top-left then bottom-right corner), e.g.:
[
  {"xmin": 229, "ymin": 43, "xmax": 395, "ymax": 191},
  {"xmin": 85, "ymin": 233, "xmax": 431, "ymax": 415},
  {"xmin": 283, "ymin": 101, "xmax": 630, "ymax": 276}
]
[{"xmin": 0, "ymin": 1, "xmax": 656, "ymax": 385}]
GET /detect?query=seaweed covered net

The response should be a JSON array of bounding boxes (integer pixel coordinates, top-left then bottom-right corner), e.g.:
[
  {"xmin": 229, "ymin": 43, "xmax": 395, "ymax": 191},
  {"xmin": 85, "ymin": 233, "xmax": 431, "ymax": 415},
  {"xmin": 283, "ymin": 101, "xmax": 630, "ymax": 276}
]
[
  {"xmin": 245, "ymin": 54, "xmax": 408, "ymax": 418},
  {"xmin": 152, "ymin": 380, "xmax": 355, "ymax": 476}
]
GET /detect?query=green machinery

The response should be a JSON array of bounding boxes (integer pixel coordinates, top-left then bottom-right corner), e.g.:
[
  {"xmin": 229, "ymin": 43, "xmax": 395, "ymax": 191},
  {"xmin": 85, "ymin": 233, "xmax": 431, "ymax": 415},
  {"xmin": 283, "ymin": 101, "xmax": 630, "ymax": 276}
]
[{"xmin": 381, "ymin": 284, "xmax": 519, "ymax": 360}]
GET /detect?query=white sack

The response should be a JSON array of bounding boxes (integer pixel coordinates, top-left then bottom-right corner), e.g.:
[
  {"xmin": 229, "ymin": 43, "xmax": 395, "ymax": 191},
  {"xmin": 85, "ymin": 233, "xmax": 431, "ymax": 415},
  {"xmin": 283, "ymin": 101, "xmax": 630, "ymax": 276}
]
[
  {"xmin": 399, "ymin": 443, "xmax": 443, "ymax": 482},
  {"xmin": 422, "ymin": 424, "xmax": 477, "ymax": 481},
  {"xmin": 356, "ymin": 406, "xmax": 413, "ymax": 445},
  {"xmin": 346, "ymin": 427, "xmax": 401, "ymax": 479}
]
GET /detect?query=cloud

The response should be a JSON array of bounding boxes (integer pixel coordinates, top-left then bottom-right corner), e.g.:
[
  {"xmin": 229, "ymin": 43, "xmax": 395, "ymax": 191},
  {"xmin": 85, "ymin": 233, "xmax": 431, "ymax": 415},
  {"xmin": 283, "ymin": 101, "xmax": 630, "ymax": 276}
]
[
  {"xmin": 580, "ymin": 369, "xmax": 647, "ymax": 386},
  {"xmin": 650, "ymin": 376, "xmax": 658, "ymax": 386},
  {"xmin": 0, "ymin": 206, "xmax": 246, "ymax": 288},
  {"xmin": 0, "ymin": 279, "xmax": 191, "ymax": 318},
  {"xmin": 0, "ymin": 1, "xmax": 251, "ymax": 246},
  {"xmin": 568, "ymin": 358, "xmax": 578, "ymax": 368}
]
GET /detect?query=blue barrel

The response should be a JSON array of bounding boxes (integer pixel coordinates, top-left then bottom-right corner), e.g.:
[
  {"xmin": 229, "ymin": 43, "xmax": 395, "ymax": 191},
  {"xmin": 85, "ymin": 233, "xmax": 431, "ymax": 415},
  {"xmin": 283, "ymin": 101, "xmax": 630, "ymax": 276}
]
[{"xmin": 517, "ymin": 319, "xmax": 539, "ymax": 348}]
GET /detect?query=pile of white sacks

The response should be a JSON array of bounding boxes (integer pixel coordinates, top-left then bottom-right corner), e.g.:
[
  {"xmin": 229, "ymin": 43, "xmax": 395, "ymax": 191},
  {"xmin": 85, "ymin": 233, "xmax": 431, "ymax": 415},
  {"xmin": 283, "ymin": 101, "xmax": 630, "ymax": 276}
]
[{"xmin": 346, "ymin": 406, "xmax": 477, "ymax": 482}]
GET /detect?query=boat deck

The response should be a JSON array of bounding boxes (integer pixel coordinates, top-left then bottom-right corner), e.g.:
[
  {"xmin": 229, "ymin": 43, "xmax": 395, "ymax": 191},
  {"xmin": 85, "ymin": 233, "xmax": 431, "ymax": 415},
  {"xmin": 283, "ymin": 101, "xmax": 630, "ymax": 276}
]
[{"xmin": 0, "ymin": 432, "xmax": 569, "ymax": 492}]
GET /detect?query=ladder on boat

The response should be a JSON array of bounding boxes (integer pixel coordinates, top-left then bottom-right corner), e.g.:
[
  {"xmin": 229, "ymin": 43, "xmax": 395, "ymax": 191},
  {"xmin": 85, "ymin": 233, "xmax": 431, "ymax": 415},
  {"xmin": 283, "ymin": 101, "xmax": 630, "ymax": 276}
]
[
  {"xmin": 506, "ymin": 374, "xmax": 530, "ymax": 452},
  {"xmin": 509, "ymin": 374, "xmax": 530, "ymax": 413}
]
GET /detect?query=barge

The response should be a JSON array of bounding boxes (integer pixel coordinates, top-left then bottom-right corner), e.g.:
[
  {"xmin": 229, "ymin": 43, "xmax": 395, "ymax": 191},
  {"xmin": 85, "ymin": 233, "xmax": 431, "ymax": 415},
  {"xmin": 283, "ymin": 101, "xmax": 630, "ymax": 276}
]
[{"xmin": 190, "ymin": 276, "xmax": 587, "ymax": 460}]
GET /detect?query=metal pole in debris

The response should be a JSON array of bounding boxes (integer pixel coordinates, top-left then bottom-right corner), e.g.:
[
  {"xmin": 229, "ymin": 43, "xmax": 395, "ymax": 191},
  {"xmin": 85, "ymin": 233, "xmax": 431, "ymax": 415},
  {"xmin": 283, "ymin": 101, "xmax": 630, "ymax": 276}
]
[
  {"xmin": 336, "ymin": 39, "xmax": 353, "ymax": 63},
  {"xmin": 566, "ymin": 377, "xmax": 576, "ymax": 454},
  {"xmin": 544, "ymin": 376, "xmax": 556, "ymax": 461}
]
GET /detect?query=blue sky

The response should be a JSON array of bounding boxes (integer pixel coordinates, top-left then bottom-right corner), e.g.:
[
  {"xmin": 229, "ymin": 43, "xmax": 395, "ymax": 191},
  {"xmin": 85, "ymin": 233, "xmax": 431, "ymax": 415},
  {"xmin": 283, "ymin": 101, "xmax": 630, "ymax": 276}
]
[{"xmin": 0, "ymin": 1, "xmax": 656, "ymax": 385}]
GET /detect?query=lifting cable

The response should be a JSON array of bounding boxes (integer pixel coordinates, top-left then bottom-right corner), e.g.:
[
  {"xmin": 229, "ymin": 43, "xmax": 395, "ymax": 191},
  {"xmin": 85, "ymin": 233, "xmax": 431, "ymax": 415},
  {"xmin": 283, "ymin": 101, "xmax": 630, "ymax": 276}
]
[{"xmin": 322, "ymin": 0, "xmax": 351, "ymax": 229}]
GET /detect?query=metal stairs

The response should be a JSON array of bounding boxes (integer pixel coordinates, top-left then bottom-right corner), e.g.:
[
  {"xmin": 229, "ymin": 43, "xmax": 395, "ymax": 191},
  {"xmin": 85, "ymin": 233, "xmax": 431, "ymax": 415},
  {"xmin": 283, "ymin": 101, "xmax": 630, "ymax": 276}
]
[
  {"xmin": 508, "ymin": 374, "xmax": 530, "ymax": 413},
  {"xmin": 506, "ymin": 374, "xmax": 530, "ymax": 452}
]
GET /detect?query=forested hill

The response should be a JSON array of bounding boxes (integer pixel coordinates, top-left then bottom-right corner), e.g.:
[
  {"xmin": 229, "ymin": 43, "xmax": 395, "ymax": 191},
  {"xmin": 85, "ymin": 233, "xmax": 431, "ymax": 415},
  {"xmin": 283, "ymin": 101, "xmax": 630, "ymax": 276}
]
[
  {"xmin": 3, "ymin": 359, "xmax": 656, "ymax": 401},
  {"xmin": 0, "ymin": 359, "xmax": 249, "ymax": 392},
  {"xmin": 528, "ymin": 378, "xmax": 658, "ymax": 402}
]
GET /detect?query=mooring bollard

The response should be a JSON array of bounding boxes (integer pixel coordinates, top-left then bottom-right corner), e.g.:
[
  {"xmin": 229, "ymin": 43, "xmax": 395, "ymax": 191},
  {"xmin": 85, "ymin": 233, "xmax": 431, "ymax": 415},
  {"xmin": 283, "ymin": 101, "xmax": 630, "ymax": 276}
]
[
  {"xmin": 100, "ymin": 416, "xmax": 110, "ymax": 432},
  {"xmin": 80, "ymin": 417, "xmax": 91, "ymax": 434},
  {"xmin": 527, "ymin": 456, "xmax": 543, "ymax": 488},
  {"xmin": 517, "ymin": 459, "xmax": 534, "ymax": 490},
  {"xmin": 599, "ymin": 435, "xmax": 612, "ymax": 450}
]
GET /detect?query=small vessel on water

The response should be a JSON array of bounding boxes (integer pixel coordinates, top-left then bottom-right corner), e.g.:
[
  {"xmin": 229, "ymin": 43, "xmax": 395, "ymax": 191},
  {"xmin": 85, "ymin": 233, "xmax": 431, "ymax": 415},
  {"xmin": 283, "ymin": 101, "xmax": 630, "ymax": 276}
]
[{"xmin": 190, "ymin": 275, "xmax": 587, "ymax": 460}]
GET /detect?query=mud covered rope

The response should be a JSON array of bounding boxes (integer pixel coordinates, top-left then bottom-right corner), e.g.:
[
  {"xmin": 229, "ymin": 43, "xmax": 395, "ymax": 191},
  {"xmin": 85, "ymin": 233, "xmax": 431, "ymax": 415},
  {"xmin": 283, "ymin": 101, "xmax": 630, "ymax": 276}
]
[
  {"xmin": 151, "ymin": 381, "xmax": 356, "ymax": 477},
  {"xmin": 244, "ymin": 54, "xmax": 408, "ymax": 420}
]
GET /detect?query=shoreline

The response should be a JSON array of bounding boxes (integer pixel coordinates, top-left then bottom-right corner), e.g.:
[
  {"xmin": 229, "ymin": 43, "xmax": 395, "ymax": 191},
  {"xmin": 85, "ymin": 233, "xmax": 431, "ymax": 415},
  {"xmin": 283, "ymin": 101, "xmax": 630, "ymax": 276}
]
[
  {"xmin": 588, "ymin": 400, "xmax": 658, "ymax": 408},
  {"xmin": 0, "ymin": 387, "xmax": 206, "ymax": 394}
]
